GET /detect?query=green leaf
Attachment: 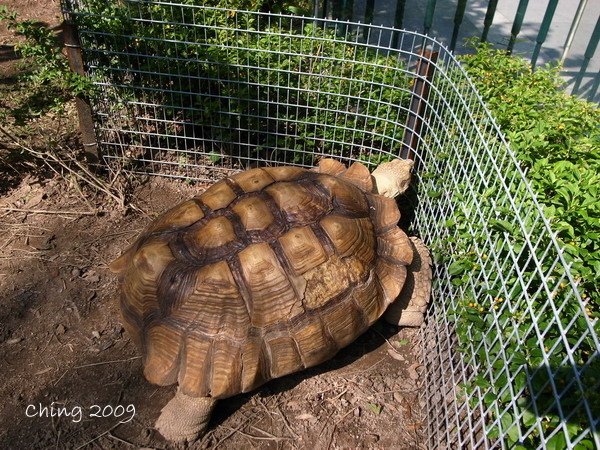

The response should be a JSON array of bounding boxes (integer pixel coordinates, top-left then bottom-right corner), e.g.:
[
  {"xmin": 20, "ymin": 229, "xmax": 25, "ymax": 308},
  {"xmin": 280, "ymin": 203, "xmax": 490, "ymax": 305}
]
[
  {"xmin": 448, "ymin": 260, "xmax": 472, "ymax": 276},
  {"xmin": 511, "ymin": 352, "xmax": 527, "ymax": 366},
  {"xmin": 546, "ymin": 432, "xmax": 567, "ymax": 450},
  {"xmin": 367, "ymin": 403, "xmax": 382, "ymax": 415},
  {"xmin": 521, "ymin": 408, "xmax": 536, "ymax": 427},
  {"xmin": 574, "ymin": 439, "xmax": 595, "ymax": 449},
  {"xmin": 489, "ymin": 218, "xmax": 515, "ymax": 235}
]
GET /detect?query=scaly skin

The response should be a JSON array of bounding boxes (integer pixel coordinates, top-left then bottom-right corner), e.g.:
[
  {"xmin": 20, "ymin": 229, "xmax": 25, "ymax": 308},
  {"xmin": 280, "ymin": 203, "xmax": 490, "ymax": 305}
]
[
  {"xmin": 383, "ymin": 236, "xmax": 432, "ymax": 327},
  {"xmin": 155, "ymin": 390, "xmax": 217, "ymax": 442}
]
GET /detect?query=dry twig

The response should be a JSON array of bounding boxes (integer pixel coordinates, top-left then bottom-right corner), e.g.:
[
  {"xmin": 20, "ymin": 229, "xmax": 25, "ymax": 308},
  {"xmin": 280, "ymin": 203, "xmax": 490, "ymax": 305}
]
[
  {"xmin": 74, "ymin": 422, "xmax": 122, "ymax": 450},
  {"xmin": 1, "ymin": 207, "xmax": 96, "ymax": 215},
  {"xmin": 0, "ymin": 126, "xmax": 136, "ymax": 211}
]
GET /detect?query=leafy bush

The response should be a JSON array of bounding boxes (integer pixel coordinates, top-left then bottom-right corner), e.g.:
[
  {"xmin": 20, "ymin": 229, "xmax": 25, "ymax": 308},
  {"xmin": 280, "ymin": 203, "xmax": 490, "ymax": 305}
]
[
  {"xmin": 68, "ymin": 1, "xmax": 411, "ymax": 167},
  {"xmin": 459, "ymin": 41, "xmax": 599, "ymax": 323},
  {"xmin": 0, "ymin": 6, "xmax": 95, "ymax": 124},
  {"xmin": 427, "ymin": 41, "xmax": 599, "ymax": 448}
]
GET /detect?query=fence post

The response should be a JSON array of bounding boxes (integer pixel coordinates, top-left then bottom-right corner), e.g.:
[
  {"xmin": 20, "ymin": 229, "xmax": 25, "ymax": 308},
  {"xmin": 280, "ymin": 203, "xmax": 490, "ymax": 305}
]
[
  {"xmin": 481, "ymin": 0, "xmax": 498, "ymax": 42},
  {"xmin": 450, "ymin": 0, "xmax": 468, "ymax": 51},
  {"xmin": 62, "ymin": 20, "xmax": 99, "ymax": 163},
  {"xmin": 400, "ymin": 50, "xmax": 438, "ymax": 165},
  {"xmin": 530, "ymin": 0, "xmax": 559, "ymax": 69},
  {"xmin": 507, "ymin": 0, "xmax": 529, "ymax": 54}
]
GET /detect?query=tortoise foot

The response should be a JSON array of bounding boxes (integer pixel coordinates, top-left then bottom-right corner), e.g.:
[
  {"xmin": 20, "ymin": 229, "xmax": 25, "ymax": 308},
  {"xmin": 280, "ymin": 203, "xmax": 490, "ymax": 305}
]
[{"xmin": 155, "ymin": 389, "xmax": 216, "ymax": 442}]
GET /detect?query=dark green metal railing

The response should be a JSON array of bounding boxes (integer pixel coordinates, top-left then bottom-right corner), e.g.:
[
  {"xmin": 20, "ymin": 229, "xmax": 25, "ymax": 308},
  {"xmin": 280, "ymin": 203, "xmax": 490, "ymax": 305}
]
[{"xmin": 318, "ymin": 0, "xmax": 599, "ymax": 102}]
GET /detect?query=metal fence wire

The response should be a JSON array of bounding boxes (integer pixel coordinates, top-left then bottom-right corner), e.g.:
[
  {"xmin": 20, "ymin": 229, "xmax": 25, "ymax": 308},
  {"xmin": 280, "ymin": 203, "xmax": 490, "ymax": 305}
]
[{"xmin": 61, "ymin": 1, "xmax": 599, "ymax": 448}]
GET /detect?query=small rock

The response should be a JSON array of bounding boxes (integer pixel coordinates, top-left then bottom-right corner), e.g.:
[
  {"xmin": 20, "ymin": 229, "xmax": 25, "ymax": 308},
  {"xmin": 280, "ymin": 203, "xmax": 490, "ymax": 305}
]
[
  {"xmin": 91, "ymin": 330, "xmax": 101, "ymax": 339},
  {"xmin": 372, "ymin": 380, "xmax": 385, "ymax": 393},
  {"xmin": 5, "ymin": 337, "xmax": 23, "ymax": 345},
  {"xmin": 84, "ymin": 270, "xmax": 100, "ymax": 283},
  {"xmin": 296, "ymin": 413, "xmax": 318, "ymax": 424},
  {"xmin": 71, "ymin": 267, "xmax": 81, "ymax": 278},
  {"xmin": 286, "ymin": 400, "xmax": 300, "ymax": 410},
  {"xmin": 393, "ymin": 392, "xmax": 403, "ymax": 403},
  {"xmin": 407, "ymin": 363, "xmax": 423, "ymax": 381},
  {"xmin": 353, "ymin": 407, "xmax": 360, "ymax": 417},
  {"xmin": 341, "ymin": 398, "xmax": 349, "ymax": 407},
  {"xmin": 56, "ymin": 324, "xmax": 66, "ymax": 335},
  {"xmin": 387, "ymin": 348, "xmax": 405, "ymax": 362},
  {"xmin": 90, "ymin": 275, "xmax": 101, "ymax": 283},
  {"xmin": 365, "ymin": 434, "xmax": 379, "ymax": 445},
  {"xmin": 25, "ymin": 191, "xmax": 44, "ymax": 208}
]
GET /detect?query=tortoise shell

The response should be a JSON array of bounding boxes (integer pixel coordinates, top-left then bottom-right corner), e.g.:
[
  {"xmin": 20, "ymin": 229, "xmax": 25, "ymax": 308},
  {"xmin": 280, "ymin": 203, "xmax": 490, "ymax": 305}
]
[{"xmin": 110, "ymin": 159, "xmax": 413, "ymax": 399}]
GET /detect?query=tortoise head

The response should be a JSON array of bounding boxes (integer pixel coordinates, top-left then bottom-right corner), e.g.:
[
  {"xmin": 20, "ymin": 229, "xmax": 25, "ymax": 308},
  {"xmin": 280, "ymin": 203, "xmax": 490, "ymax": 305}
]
[{"xmin": 371, "ymin": 159, "xmax": 414, "ymax": 198}]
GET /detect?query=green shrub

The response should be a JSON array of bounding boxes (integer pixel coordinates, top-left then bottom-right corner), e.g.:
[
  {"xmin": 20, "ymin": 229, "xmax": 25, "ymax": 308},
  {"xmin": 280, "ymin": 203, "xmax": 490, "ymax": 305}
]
[
  {"xmin": 69, "ymin": 1, "xmax": 411, "ymax": 166},
  {"xmin": 0, "ymin": 6, "xmax": 96, "ymax": 124},
  {"xmin": 429, "ymin": 42, "xmax": 600, "ymax": 448},
  {"xmin": 459, "ymin": 41, "xmax": 599, "ymax": 318}
]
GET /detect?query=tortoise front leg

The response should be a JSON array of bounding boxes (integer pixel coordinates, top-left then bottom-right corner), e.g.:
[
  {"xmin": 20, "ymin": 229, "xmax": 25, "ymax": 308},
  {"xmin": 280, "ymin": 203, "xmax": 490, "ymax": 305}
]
[
  {"xmin": 383, "ymin": 236, "xmax": 432, "ymax": 327},
  {"xmin": 155, "ymin": 388, "xmax": 217, "ymax": 442}
]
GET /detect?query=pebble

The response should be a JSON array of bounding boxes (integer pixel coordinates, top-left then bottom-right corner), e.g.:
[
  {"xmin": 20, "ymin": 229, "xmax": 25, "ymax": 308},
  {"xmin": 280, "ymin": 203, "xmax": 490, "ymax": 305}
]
[
  {"xmin": 408, "ymin": 363, "xmax": 422, "ymax": 381},
  {"xmin": 84, "ymin": 270, "xmax": 100, "ymax": 283},
  {"xmin": 5, "ymin": 337, "xmax": 23, "ymax": 345},
  {"xmin": 387, "ymin": 348, "xmax": 405, "ymax": 361},
  {"xmin": 365, "ymin": 434, "xmax": 379, "ymax": 445},
  {"xmin": 71, "ymin": 267, "xmax": 81, "ymax": 278},
  {"xmin": 353, "ymin": 407, "xmax": 360, "ymax": 417},
  {"xmin": 295, "ymin": 413, "xmax": 318, "ymax": 424},
  {"xmin": 56, "ymin": 324, "xmax": 66, "ymax": 335}
]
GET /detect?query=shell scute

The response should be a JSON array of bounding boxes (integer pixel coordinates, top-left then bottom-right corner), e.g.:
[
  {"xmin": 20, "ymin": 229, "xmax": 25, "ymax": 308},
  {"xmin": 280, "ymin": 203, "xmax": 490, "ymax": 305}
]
[
  {"xmin": 352, "ymin": 273, "xmax": 383, "ymax": 324},
  {"xmin": 293, "ymin": 319, "xmax": 337, "ymax": 367},
  {"xmin": 322, "ymin": 297, "xmax": 368, "ymax": 348},
  {"xmin": 320, "ymin": 215, "xmax": 376, "ymax": 264},
  {"xmin": 341, "ymin": 161, "xmax": 374, "ymax": 192},
  {"xmin": 199, "ymin": 180, "xmax": 237, "ymax": 210},
  {"xmin": 278, "ymin": 226, "xmax": 328, "ymax": 276},
  {"xmin": 179, "ymin": 335, "xmax": 212, "ymax": 396},
  {"xmin": 143, "ymin": 323, "xmax": 182, "ymax": 386},
  {"xmin": 231, "ymin": 168, "xmax": 275, "ymax": 192},
  {"xmin": 265, "ymin": 181, "xmax": 331, "ymax": 225},
  {"xmin": 369, "ymin": 195, "xmax": 401, "ymax": 232},
  {"xmin": 238, "ymin": 242, "xmax": 305, "ymax": 327},
  {"xmin": 315, "ymin": 174, "xmax": 369, "ymax": 216},
  {"xmin": 267, "ymin": 335, "xmax": 304, "ymax": 378},
  {"xmin": 263, "ymin": 166, "xmax": 305, "ymax": 181},
  {"xmin": 146, "ymin": 200, "xmax": 204, "ymax": 233},
  {"xmin": 171, "ymin": 261, "xmax": 249, "ymax": 339},
  {"xmin": 240, "ymin": 337, "xmax": 269, "ymax": 393},
  {"xmin": 232, "ymin": 196, "xmax": 275, "ymax": 231},
  {"xmin": 210, "ymin": 340, "xmax": 242, "ymax": 398},
  {"xmin": 315, "ymin": 158, "xmax": 347, "ymax": 176}
]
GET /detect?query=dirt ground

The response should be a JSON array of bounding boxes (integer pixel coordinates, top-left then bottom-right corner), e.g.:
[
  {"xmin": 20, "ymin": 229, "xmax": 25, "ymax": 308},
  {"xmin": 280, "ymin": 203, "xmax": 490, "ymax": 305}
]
[{"xmin": 0, "ymin": 1, "xmax": 427, "ymax": 449}]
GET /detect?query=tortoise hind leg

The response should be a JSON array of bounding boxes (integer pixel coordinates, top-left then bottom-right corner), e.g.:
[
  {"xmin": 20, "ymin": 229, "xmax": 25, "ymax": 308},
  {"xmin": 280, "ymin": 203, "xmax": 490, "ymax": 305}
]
[
  {"xmin": 383, "ymin": 236, "xmax": 432, "ymax": 327},
  {"xmin": 155, "ymin": 388, "xmax": 217, "ymax": 442}
]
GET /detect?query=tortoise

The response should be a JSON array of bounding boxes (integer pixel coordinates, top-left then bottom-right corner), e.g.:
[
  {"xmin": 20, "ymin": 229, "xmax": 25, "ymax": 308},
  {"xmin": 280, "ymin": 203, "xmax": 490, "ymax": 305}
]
[{"xmin": 109, "ymin": 158, "xmax": 432, "ymax": 442}]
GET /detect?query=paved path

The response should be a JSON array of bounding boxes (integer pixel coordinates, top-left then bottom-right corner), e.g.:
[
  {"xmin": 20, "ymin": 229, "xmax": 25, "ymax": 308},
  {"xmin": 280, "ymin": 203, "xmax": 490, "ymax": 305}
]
[{"xmin": 349, "ymin": 0, "xmax": 599, "ymax": 102}]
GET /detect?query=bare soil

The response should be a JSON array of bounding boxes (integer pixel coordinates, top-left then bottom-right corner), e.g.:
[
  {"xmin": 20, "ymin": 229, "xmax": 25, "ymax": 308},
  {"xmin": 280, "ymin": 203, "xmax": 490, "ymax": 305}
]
[{"xmin": 0, "ymin": 1, "xmax": 426, "ymax": 449}]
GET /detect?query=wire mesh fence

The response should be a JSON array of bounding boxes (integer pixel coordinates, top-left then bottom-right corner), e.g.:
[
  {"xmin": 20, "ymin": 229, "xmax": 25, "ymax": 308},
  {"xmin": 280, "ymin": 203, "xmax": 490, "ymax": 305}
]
[{"xmin": 61, "ymin": 1, "xmax": 599, "ymax": 448}]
